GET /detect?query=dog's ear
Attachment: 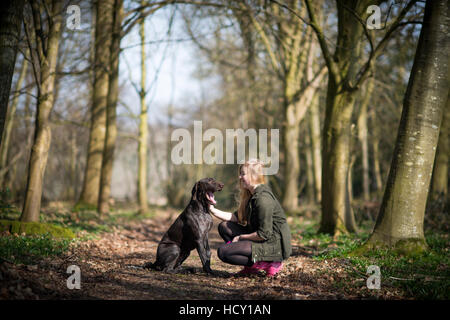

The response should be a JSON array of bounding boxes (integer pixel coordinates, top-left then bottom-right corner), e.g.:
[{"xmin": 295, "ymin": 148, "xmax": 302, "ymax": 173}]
[{"xmin": 192, "ymin": 182, "xmax": 199, "ymax": 200}]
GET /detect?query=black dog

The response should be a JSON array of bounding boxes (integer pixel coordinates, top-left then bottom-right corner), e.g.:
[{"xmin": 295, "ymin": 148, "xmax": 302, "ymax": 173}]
[{"xmin": 144, "ymin": 178, "xmax": 223, "ymax": 274}]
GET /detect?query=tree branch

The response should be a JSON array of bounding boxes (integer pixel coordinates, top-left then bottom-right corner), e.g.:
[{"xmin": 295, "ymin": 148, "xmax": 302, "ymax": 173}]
[
  {"xmin": 303, "ymin": 0, "xmax": 339, "ymax": 82},
  {"xmin": 182, "ymin": 10, "xmax": 243, "ymax": 70},
  {"xmin": 29, "ymin": 0, "xmax": 46, "ymax": 59},
  {"xmin": 292, "ymin": 63, "xmax": 327, "ymax": 105},
  {"xmin": 353, "ymin": 0, "xmax": 420, "ymax": 89},
  {"xmin": 241, "ymin": 2, "xmax": 281, "ymax": 76},
  {"xmin": 22, "ymin": 18, "xmax": 41, "ymax": 95},
  {"xmin": 122, "ymin": 4, "xmax": 167, "ymax": 36},
  {"xmin": 122, "ymin": 0, "xmax": 240, "ymax": 36}
]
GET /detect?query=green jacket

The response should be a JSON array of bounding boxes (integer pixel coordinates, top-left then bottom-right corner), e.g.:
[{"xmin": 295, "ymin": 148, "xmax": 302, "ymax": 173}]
[{"xmin": 245, "ymin": 184, "xmax": 292, "ymax": 262}]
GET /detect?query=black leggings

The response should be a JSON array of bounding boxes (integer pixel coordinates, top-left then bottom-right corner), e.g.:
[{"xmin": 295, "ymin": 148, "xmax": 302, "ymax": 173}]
[{"xmin": 217, "ymin": 221, "xmax": 253, "ymax": 267}]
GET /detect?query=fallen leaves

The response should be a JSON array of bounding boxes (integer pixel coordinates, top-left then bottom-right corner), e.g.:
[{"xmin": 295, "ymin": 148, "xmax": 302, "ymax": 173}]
[{"xmin": 0, "ymin": 207, "xmax": 417, "ymax": 300}]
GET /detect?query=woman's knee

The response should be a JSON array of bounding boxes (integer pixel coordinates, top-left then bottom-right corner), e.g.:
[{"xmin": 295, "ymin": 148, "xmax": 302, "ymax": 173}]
[
  {"xmin": 218, "ymin": 221, "xmax": 230, "ymax": 237},
  {"xmin": 218, "ymin": 221, "xmax": 227, "ymax": 232},
  {"xmin": 217, "ymin": 245, "xmax": 227, "ymax": 262}
]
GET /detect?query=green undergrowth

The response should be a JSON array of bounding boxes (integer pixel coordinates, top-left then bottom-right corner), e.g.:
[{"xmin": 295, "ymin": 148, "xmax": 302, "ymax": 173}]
[
  {"xmin": 0, "ymin": 233, "xmax": 72, "ymax": 264},
  {"xmin": 334, "ymin": 232, "xmax": 449, "ymax": 299},
  {"xmin": 0, "ymin": 203, "xmax": 156, "ymax": 238},
  {"xmin": 289, "ymin": 212, "xmax": 449, "ymax": 299},
  {"xmin": 0, "ymin": 197, "xmax": 157, "ymax": 264}
]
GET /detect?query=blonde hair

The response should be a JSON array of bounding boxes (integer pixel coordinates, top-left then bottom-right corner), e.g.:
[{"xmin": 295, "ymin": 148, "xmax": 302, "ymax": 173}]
[{"xmin": 237, "ymin": 159, "xmax": 266, "ymax": 225}]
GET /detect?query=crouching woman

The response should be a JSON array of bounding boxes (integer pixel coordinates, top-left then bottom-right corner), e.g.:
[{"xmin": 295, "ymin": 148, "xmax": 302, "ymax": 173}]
[{"xmin": 210, "ymin": 159, "xmax": 291, "ymax": 276}]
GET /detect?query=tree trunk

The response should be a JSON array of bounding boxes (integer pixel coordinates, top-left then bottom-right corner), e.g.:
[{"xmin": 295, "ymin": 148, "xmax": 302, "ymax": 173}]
[
  {"xmin": 281, "ymin": 29, "xmax": 324, "ymax": 212},
  {"xmin": 137, "ymin": 5, "xmax": 149, "ymax": 215},
  {"xmin": 280, "ymin": 31, "xmax": 307, "ymax": 213},
  {"xmin": 79, "ymin": 0, "xmax": 114, "ymax": 207},
  {"xmin": 315, "ymin": 0, "xmax": 371, "ymax": 235},
  {"xmin": 13, "ymin": 81, "xmax": 33, "ymax": 196},
  {"xmin": 281, "ymin": 66, "xmax": 324, "ymax": 212},
  {"xmin": 320, "ymin": 82, "xmax": 358, "ymax": 234},
  {"xmin": 309, "ymin": 92, "xmax": 322, "ymax": 203},
  {"xmin": 347, "ymin": 142, "xmax": 359, "ymax": 235},
  {"xmin": 368, "ymin": 0, "xmax": 449, "ymax": 251},
  {"xmin": 70, "ymin": 130, "xmax": 78, "ymax": 200},
  {"xmin": 21, "ymin": 0, "xmax": 62, "ymax": 222},
  {"xmin": 371, "ymin": 112, "xmax": 383, "ymax": 194},
  {"xmin": 430, "ymin": 92, "xmax": 449, "ymax": 200},
  {"xmin": 98, "ymin": 0, "xmax": 123, "ymax": 215},
  {"xmin": 0, "ymin": 55, "xmax": 28, "ymax": 186},
  {"xmin": 305, "ymin": 127, "xmax": 315, "ymax": 205},
  {"xmin": 282, "ymin": 105, "xmax": 300, "ymax": 211},
  {"xmin": 0, "ymin": 0, "xmax": 24, "ymax": 147},
  {"xmin": 357, "ymin": 76, "xmax": 375, "ymax": 202}
]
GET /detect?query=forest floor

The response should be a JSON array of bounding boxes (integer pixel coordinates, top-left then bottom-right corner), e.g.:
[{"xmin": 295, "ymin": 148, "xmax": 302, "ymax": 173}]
[{"xmin": 0, "ymin": 201, "xmax": 448, "ymax": 300}]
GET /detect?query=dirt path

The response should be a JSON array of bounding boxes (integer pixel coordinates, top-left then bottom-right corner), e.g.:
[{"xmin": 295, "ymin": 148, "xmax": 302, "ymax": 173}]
[{"xmin": 1, "ymin": 209, "xmax": 396, "ymax": 300}]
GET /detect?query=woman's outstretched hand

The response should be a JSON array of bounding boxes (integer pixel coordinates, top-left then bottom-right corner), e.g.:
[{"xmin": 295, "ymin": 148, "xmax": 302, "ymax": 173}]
[{"xmin": 209, "ymin": 205, "xmax": 236, "ymax": 222}]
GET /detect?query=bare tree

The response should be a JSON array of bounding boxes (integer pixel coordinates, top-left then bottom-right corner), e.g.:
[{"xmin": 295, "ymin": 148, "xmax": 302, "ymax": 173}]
[
  {"xmin": 137, "ymin": 0, "xmax": 149, "ymax": 215},
  {"xmin": 21, "ymin": 0, "xmax": 63, "ymax": 222},
  {"xmin": 98, "ymin": 0, "xmax": 124, "ymax": 214},
  {"xmin": 304, "ymin": 0, "xmax": 420, "ymax": 235},
  {"xmin": 367, "ymin": 0, "xmax": 449, "ymax": 252},
  {"xmin": 78, "ymin": 0, "xmax": 114, "ymax": 207},
  {"xmin": 240, "ymin": 0, "xmax": 325, "ymax": 212}
]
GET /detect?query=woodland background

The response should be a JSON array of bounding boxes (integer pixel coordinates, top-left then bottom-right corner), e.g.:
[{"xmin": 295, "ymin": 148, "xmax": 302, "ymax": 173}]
[{"xmin": 0, "ymin": 0, "xmax": 448, "ymax": 300}]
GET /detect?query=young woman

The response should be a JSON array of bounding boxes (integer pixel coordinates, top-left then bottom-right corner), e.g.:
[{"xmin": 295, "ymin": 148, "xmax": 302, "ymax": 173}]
[{"xmin": 210, "ymin": 159, "xmax": 292, "ymax": 276}]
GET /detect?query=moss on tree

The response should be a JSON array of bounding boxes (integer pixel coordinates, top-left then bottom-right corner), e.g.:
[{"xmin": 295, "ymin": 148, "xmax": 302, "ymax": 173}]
[
  {"xmin": 350, "ymin": 238, "xmax": 428, "ymax": 258},
  {"xmin": 0, "ymin": 219, "xmax": 75, "ymax": 239}
]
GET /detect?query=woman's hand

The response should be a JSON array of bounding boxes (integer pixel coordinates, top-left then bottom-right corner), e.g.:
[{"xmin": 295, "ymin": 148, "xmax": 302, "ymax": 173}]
[
  {"xmin": 209, "ymin": 206, "xmax": 236, "ymax": 222},
  {"xmin": 237, "ymin": 232, "xmax": 265, "ymax": 242}
]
